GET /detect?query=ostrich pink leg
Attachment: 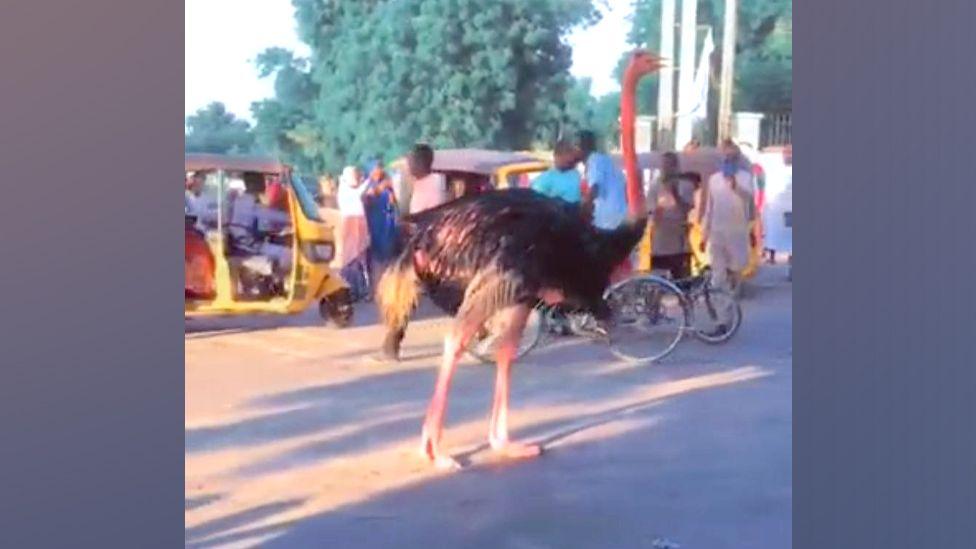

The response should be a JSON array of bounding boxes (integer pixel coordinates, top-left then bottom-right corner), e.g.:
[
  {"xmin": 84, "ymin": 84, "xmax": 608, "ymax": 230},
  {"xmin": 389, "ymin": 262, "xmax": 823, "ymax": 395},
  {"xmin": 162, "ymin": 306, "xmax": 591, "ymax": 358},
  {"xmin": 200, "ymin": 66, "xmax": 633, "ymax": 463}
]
[
  {"xmin": 420, "ymin": 316, "xmax": 482, "ymax": 469},
  {"xmin": 488, "ymin": 304, "xmax": 542, "ymax": 459}
]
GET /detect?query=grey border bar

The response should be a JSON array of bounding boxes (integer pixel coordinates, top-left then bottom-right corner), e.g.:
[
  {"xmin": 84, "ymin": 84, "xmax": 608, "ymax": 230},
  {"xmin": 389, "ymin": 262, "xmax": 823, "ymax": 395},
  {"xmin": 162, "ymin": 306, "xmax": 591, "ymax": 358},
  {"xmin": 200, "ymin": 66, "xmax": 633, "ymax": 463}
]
[
  {"xmin": 0, "ymin": 1, "xmax": 183, "ymax": 547},
  {"xmin": 796, "ymin": 0, "xmax": 976, "ymax": 547}
]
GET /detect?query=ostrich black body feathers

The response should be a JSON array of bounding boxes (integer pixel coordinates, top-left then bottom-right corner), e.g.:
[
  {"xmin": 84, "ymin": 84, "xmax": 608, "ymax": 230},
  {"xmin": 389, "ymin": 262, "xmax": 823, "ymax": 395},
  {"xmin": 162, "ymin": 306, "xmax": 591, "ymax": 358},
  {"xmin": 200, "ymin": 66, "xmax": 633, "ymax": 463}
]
[{"xmin": 379, "ymin": 189, "xmax": 646, "ymax": 327}]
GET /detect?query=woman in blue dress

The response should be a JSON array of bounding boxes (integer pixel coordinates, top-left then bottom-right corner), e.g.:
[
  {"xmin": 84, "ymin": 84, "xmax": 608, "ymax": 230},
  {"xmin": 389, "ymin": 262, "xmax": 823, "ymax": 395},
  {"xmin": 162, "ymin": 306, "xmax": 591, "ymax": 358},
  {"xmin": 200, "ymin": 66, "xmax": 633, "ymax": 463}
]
[{"xmin": 361, "ymin": 158, "xmax": 399, "ymax": 284}]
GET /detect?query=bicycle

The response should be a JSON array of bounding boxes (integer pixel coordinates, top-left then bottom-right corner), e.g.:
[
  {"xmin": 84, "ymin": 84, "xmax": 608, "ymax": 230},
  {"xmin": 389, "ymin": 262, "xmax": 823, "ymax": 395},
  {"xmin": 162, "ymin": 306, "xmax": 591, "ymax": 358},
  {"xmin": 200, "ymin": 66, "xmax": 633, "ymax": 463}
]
[
  {"xmin": 603, "ymin": 267, "xmax": 742, "ymax": 363},
  {"xmin": 466, "ymin": 267, "xmax": 741, "ymax": 365}
]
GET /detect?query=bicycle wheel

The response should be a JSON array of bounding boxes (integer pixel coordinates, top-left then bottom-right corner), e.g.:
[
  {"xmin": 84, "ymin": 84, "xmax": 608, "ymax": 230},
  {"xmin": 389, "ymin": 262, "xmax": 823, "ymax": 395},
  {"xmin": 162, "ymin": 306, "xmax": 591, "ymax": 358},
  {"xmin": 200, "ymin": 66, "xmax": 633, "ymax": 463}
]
[
  {"xmin": 466, "ymin": 304, "xmax": 546, "ymax": 364},
  {"xmin": 605, "ymin": 275, "xmax": 688, "ymax": 364},
  {"xmin": 689, "ymin": 288, "xmax": 742, "ymax": 344}
]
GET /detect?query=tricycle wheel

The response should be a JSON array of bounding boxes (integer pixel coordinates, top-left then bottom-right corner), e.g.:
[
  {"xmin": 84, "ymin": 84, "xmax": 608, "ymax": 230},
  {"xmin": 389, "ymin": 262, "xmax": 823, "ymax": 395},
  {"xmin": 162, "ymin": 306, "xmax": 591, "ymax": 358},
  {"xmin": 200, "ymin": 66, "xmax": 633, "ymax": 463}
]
[{"xmin": 320, "ymin": 289, "xmax": 354, "ymax": 328}]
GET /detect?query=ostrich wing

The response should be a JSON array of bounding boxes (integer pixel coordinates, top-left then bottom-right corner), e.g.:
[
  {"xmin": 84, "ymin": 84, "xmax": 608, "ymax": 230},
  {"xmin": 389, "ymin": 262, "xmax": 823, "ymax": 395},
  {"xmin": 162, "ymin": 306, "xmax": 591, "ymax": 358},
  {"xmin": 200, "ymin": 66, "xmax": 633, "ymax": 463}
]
[{"xmin": 403, "ymin": 190, "xmax": 610, "ymax": 318}]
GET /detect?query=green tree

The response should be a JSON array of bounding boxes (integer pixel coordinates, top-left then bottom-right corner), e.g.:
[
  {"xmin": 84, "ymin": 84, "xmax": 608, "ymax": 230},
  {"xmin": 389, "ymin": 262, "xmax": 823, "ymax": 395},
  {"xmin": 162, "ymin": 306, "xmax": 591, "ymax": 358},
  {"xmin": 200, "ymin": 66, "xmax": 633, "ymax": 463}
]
[
  {"xmin": 591, "ymin": 91, "xmax": 622, "ymax": 148},
  {"xmin": 564, "ymin": 77, "xmax": 598, "ymax": 137},
  {"xmin": 620, "ymin": 0, "xmax": 792, "ymax": 114},
  {"xmin": 734, "ymin": 11, "xmax": 791, "ymax": 111},
  {"xmin": 184, "ymin": 102, "xmax": 255, "ymax": 154},
  {"xmin": 287, "ymin": 0, "xmax": 602, "ymax": 172},
  {"xmin": 250, "ymin": 47, "xmax": 323, "ymax": 173},
  {"xmin": 564, "ymin": 78, "xmax": 621, "ymax": 149}
]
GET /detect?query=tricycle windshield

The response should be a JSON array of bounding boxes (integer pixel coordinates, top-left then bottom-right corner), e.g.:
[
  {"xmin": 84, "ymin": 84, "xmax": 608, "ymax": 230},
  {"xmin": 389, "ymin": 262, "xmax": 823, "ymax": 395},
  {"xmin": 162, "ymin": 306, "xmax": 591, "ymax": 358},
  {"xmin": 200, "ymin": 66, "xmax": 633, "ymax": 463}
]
[{"xmin": 288, "ymin": 173, "xmax": 323, "ymax": 222}]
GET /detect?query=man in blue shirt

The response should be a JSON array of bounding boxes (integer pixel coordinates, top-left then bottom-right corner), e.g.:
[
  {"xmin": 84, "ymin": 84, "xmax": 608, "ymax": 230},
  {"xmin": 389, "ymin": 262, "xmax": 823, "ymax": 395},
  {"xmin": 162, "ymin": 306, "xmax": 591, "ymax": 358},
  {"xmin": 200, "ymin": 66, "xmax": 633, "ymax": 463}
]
[
  {"xmin": 579, "ymin": 130, "xmax": 627, "ymax": 230},
  {"xmin": 531, "ymin": 139, "xmax": 582, "ymax": 204}
]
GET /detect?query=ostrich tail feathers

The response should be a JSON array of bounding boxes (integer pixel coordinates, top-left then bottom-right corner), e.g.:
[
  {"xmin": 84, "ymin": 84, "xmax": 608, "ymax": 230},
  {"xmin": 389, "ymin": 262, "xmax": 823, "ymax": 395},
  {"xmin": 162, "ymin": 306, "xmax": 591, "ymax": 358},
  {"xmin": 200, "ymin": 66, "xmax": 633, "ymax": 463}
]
[{"xmin": 376, "ymin": 253, "xmax": 419, "ymax": 330}]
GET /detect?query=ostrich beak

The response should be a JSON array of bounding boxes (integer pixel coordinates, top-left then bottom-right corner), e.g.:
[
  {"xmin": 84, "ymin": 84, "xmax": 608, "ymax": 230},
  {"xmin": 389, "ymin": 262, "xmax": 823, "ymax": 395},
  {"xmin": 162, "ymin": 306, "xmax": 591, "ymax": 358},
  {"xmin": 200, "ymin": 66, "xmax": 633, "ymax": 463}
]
[{"xmin": 651, "ymin": 54, "xmax": 670, "ymax": 65}]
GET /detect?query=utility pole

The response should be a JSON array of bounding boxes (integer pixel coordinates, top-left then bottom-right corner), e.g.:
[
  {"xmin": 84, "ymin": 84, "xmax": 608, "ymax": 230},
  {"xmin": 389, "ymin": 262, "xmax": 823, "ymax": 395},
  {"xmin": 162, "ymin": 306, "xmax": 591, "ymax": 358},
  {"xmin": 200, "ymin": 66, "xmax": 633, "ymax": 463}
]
[
  {"xmin": 674, "ymin": 0, "xmax": 698, "ymax": 150},
  {"xmin": 717, "ymin": 0, "xmax": 738, "ymax": 142},
  {"xmin": 656, "ymin": 0, "xmax": 676, "ymax": 150}
]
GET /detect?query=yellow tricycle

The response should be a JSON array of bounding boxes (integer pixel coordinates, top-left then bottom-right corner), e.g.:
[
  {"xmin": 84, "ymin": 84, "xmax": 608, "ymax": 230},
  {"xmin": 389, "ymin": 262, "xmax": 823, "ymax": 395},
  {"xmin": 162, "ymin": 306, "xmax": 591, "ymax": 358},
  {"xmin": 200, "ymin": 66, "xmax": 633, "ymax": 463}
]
[{"xmin": 184, "ymin": 153, "xmax": 353, "ymax": 326}]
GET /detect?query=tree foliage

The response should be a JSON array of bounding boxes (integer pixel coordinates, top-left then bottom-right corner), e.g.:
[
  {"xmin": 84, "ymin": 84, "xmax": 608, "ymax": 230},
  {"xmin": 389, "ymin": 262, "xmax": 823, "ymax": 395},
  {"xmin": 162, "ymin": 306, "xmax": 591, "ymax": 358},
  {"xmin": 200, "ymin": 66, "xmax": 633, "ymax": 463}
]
[
  {"xmin": 184, "ymin": 102, "xmax": 255, "ymax": 154},
  {"xmin": 564, "ymin": 78, "xmax": 621, "ymax": 149},
  {"xmin": 188, "ymin": 1, "xmax": 790, "ymax": 168},
  {"xmin": 620, "ymin": 0, "xmax": 792, "ymax": 114},
  {"xmin": 250, "ymin": 47, "xmax": 323, "ymax": 173},
  {"xmin": 254, "ymin": 0, "xmax": 603, "ymax": 173}
]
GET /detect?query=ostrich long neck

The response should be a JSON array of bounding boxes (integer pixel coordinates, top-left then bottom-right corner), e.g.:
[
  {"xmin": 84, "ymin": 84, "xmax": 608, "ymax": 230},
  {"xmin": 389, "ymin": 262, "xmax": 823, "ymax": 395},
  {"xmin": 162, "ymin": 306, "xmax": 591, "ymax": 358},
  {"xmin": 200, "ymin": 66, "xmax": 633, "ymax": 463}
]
[{"xmin": 621, "ymin": 68, "xmax": 645, "ymax": 218}]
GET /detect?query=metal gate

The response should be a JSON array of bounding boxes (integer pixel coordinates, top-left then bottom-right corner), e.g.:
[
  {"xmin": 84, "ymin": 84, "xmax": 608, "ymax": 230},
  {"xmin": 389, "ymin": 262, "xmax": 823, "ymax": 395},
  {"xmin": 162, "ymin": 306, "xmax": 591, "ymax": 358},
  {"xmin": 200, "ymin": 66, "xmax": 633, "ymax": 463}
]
[{"xmin": 760, "ymin": 112, "xmax": 792, "ymax": 148}]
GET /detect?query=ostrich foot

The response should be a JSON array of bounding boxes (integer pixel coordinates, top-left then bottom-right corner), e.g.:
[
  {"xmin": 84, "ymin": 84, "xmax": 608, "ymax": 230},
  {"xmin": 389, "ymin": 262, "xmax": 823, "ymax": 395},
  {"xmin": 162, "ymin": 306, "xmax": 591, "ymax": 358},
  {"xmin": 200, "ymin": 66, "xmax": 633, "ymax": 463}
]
[
  {"xmin": 490, "ymin": 439, "xmax": 543, "ymax": 459},
  {"xmin": 419, "ymin": 433, "xmax": 461, "ymax": 470},
  {"xmin": 432, "ymin": 454, "xmax": 462, "ymax": 470}
]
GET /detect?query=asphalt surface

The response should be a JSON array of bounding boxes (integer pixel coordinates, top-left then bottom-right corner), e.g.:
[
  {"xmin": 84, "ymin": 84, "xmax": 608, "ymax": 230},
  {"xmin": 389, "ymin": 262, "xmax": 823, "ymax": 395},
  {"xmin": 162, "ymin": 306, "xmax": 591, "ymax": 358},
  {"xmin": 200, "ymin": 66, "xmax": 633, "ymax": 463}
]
[{"xmin": 185, "ymin": 264, "xmax": 792, "ymax": 549}]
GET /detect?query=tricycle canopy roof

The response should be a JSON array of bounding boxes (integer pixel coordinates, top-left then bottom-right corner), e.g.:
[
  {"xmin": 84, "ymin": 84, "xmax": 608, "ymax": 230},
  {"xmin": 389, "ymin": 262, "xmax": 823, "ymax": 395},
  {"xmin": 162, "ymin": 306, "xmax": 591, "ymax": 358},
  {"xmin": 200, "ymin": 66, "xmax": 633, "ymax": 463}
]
[
  {"xmin": 611, "ymin": 148, "xmax": 725, "ymax": 179},
  {"xmin": 185, "ymin": 153, "xmax": 289, "ymax": 174},
  {"xmin": 422, "ymin": 148, "xmax": 545, "ymax": 175}
]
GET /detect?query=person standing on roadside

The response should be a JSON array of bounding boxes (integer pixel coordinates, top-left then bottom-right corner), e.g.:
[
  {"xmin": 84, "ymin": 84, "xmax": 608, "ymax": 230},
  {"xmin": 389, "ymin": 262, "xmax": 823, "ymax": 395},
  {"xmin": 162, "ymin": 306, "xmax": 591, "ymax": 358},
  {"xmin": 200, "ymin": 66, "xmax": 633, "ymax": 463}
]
[
  {"xmin": 531, "ymin": 139, "xmax": 583, "ymax": 206},
  {"xmin": 407, "ymin": 144, "xmax": 448, "ymax": 214},
  {"xmin": 647, "ymin": 152, "xmax": 695, "ymax": 279},
  {"xmin": 578, "ymin": 130, "xmax": 627, "ymax": 231},
  {"xmin": 362, "ymin": 158, "xmax": 399, "ymax": 276},
  {"xmin": 700, "ymin": 141, "xmax": 756, "ymax": 293},
  {"xmin": 333, "ymin": 166, "xmax": 369, "ymax": 299}
]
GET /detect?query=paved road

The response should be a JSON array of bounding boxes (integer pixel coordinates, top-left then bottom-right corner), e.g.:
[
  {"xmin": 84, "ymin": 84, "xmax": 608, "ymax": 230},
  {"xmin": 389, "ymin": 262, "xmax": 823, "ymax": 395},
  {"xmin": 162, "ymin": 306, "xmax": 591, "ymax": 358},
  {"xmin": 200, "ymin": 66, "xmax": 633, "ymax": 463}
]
[{"xmin": 185, "ymin": 265, "xmax": 792, "ymax": 549}]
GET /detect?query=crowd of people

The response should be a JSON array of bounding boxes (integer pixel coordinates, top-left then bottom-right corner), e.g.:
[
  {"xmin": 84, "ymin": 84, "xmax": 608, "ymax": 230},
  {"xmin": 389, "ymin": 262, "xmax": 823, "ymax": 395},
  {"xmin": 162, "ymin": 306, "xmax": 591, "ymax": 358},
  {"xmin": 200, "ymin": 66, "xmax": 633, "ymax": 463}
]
[
  {"xmin": 320, "ymin": 134, "xmax": 770, "ymax": 302},
  {"xmin": 330, "ymin": 144, "xmax": 449, "ymax": 300},
  {"xmin": 525, "ymin": 133, "xmax": 763, "ymax": 293}
]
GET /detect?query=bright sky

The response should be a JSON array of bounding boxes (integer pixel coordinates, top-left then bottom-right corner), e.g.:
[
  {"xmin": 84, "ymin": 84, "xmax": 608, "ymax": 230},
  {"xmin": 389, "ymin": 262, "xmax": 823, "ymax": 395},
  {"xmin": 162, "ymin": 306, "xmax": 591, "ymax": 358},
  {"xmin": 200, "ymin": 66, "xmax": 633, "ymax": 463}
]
[{"xmin": 185, "ymin": 1, "xmax": 632, "ymax": 122}]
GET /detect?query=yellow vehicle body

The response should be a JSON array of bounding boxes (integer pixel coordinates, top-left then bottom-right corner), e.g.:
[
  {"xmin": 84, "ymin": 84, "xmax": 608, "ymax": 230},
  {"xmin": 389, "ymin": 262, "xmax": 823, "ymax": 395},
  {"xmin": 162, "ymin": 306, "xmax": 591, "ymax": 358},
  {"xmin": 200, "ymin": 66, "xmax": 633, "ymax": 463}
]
[
  {"xmin": 184, "ymin": 154, "xmax": 350, "ymax": 320},
  {"xmin": 637, "ymin": 220, "xmax": 761, "ymax": 278},
  {"xmin": 494, "ymin": 160, "xmax": 551, "ymax": 189}
]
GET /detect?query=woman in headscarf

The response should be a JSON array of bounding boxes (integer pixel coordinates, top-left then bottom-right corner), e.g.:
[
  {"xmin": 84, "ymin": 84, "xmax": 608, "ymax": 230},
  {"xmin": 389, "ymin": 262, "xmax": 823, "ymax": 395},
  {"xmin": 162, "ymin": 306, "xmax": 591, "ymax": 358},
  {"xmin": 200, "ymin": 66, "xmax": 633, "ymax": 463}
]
[
  {"xmin": 337, "ymin": 166, "xmax": 369, "ymax": 266},
  {"xmin": 361, "ymin": 158, "xmax": 399, "ymax": 281},
  {"xmin": 336, "ymin": 166, "xmax": 371, "ymax": 298}
]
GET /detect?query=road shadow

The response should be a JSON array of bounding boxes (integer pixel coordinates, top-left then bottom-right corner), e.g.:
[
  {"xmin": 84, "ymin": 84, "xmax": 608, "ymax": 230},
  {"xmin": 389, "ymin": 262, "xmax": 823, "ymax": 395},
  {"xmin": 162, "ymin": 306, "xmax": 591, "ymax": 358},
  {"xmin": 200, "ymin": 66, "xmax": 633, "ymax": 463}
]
[
  {"xmin": 186, "ymin": 411, "xmax": 668, "ymax": 548},
  {"xmin": 185, "ymin": 498, "xmax": 305, "ymax": 547},
  {"xmin": 185, "ymin": 493, "xmax": 222, "ymax": 512},
  {"xmin": 187, "ymin": 335, "xmax": 675, "ymax": 480},
  {"xmin": 191, "ymin": 360, "xmax": 785, "ymax": 549},
  {"xmin": 186, "ymin": 340, "xmax": 611, "ymax": 460},
  {"xmin": 185, "ymin": 295, "xmax": 452, "ymax": 339},
  {"xmin": 187, "ymin": 324, "xmax": 772, "ymax": 480},
  {"xmin": 185, "ymin": 282, "xmax": 791, "ymax": 547}
]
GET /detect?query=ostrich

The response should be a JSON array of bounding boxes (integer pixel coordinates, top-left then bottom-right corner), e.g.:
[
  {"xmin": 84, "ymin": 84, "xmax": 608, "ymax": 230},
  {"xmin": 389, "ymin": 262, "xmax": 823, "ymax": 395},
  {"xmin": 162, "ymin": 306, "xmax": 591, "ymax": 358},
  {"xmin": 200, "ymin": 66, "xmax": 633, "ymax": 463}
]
[{"xmin": 377, "ymin": 51, "xmax": 664, "ymax": 469}]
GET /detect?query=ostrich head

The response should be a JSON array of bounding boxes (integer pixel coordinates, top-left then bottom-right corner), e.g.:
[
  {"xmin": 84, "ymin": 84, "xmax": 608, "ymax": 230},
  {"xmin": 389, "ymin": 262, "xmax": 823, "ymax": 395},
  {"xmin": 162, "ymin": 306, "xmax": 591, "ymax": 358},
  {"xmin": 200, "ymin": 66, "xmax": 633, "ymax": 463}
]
[{"xmin": 625, "ymin": 50, "xmax": 667, "ymax": 80}]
